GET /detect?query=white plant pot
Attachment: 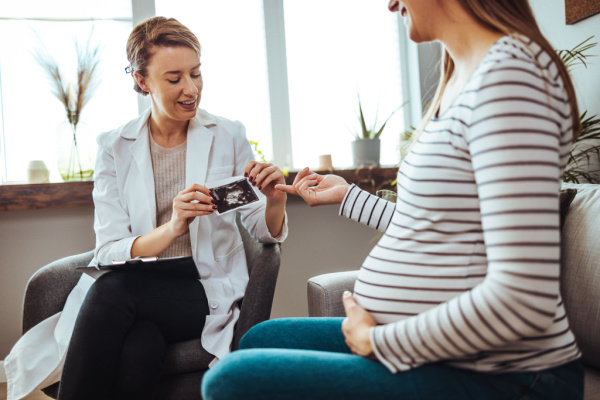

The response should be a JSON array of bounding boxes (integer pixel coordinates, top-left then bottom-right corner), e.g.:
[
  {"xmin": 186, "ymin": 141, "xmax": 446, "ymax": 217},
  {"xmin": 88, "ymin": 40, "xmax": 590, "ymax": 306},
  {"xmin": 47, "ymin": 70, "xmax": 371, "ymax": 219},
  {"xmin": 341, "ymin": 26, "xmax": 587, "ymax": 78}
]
[{"xmin": 351, "ymin": 139, "xmax": 380, "ymax": 167}]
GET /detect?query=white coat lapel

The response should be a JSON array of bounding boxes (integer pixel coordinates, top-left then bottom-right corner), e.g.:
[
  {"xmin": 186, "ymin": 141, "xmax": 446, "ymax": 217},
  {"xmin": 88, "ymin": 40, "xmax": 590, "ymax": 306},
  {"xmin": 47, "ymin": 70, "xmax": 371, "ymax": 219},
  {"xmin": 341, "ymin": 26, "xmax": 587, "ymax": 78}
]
[
  {"xmin": 187, "ymin": 110, "xmax": 216, "ymax": 249},
  {"xmin": 186, "ymin": 119, "xmax": 214, "ymax": 187}
]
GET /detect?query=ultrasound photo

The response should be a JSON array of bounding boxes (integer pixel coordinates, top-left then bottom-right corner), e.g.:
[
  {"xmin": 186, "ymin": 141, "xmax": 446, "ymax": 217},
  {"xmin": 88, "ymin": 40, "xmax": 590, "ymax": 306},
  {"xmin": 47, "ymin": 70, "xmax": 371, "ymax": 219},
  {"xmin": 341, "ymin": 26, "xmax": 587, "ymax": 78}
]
[{"xmin": 209, "ymin": 178, "xmax": 259, "ymax": 215}]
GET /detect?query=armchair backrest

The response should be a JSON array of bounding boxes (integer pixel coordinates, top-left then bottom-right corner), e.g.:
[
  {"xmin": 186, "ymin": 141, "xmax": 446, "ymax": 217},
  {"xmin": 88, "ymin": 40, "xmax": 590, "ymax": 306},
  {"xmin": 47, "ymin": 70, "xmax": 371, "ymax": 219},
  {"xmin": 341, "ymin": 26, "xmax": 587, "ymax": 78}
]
[
  {"xmin": 22, "ymin": 250, "xmax": 94, "ymax": 334},
  {"xmin": 559, "ymin": 183, "xmax": 600, "ymax": 370}
]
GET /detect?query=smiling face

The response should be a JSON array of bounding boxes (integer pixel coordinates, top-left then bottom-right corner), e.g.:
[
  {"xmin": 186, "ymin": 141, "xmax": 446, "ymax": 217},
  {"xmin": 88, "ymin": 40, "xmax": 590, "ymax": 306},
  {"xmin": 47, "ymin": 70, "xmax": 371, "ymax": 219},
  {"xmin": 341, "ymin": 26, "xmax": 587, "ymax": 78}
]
[{"xmin": 135, "ymin": 45, "xmax": 202, "ymax": 125}]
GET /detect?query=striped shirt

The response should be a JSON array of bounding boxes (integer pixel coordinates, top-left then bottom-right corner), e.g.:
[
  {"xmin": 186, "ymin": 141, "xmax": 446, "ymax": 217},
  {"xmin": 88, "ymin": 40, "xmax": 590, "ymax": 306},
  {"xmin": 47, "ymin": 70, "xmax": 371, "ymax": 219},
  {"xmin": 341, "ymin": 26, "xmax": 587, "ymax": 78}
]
[{"xmin": 340, "ymin": 36, "xmax": 580, "ymax": 373}]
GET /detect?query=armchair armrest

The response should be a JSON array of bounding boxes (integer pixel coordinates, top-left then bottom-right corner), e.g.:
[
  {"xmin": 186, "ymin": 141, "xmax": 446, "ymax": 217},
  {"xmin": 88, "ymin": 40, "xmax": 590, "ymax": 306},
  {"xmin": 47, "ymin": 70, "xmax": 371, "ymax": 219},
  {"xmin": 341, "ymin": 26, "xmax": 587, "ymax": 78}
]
[
  {"xmin": 307, "ymin": 271, "xmax": 358, "ymax": 317},
  {"xmin": 22, "ymin": 251, "xmax": 94, "ymax": 334},
  {"xmin": 232, "ymin": 243, "xmax": 281, "ymax": 350},
  {"xmin": 232, "ymin": 213, "xmax": 282, "ymax": 350}
]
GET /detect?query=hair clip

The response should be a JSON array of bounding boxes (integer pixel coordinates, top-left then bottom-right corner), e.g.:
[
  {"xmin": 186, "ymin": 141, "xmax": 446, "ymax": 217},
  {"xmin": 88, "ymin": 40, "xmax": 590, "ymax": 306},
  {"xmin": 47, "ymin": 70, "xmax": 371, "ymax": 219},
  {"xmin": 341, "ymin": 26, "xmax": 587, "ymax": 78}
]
[{"xmin": 124, "ymin": 65, "xmax": 132, "ymax": 74}]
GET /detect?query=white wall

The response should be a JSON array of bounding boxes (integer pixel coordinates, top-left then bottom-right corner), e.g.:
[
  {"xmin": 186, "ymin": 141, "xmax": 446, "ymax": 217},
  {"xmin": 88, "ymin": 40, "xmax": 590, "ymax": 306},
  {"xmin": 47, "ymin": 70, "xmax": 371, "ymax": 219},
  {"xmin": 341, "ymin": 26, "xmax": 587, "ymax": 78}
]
[
  {"xmin": 531, "ymin": 0, "xmax": 600, "ymax": 116},
  {"xmin": 0, "ymin": 207, "xmax": 96, "ymax": 358}
]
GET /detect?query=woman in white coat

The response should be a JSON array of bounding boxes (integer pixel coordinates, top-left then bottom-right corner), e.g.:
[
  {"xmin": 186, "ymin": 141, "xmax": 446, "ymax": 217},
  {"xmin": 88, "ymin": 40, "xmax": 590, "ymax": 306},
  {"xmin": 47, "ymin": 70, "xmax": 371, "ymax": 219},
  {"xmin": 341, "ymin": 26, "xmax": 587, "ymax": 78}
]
[{"xmin": 4, "ymin": 16, "xmax": 287, "ymax": 400}]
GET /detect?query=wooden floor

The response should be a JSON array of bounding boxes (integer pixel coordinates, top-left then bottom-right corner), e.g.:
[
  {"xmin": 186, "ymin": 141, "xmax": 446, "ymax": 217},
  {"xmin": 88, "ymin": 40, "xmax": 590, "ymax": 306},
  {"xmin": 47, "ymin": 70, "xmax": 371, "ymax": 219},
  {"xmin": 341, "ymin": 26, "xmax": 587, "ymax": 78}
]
[{"xmin": 0, "ymin": 383, "xmax": 52, "ymax": 400}]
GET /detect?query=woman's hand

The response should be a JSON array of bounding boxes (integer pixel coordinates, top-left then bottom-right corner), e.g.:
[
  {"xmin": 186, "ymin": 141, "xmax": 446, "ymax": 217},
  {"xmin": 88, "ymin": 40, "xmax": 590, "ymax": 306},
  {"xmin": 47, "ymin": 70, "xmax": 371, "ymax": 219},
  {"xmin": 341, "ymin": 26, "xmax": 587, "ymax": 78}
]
[
  {"xmin": 170, "ymin": 184, "xmax": 216, "ymax": 237},
  {"xmin": 245, "ymin": 161, "xmax": 286, "ymax": 238},
  {"xmin": 245, "ymin": 161, "xmax": 287, "ymax": 204},
  {"xmin": 341, "ymin": 291, "xmax": 377, "ymax": 359},
  {"xmin": 131, "ymin": 184, "xmax": 215, "ymax": 257},
  {"xmin": 275, "ymin": 167, "xmax": 351, "ymax": 207}
]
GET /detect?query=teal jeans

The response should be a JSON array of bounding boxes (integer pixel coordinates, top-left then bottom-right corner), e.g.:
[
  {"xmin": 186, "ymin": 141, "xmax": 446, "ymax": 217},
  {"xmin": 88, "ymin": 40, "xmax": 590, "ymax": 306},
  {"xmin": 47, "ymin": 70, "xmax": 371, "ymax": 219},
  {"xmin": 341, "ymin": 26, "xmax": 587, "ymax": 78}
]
[{"xmin": 201, "ymin": 318, "xmax": 584, "ymax": 400}]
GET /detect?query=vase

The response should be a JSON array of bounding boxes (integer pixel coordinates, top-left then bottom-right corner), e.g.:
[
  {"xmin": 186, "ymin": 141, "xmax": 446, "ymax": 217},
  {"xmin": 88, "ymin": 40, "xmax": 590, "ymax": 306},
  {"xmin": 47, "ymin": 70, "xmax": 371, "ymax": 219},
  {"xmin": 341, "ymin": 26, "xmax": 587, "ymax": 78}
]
[
  {"xmin": 351, "ymin": 139, "xmax": 380, "ymax": 167},
  {"xmin": 55, "ymin": 120, "xmax": 95, "ymax": 182}
]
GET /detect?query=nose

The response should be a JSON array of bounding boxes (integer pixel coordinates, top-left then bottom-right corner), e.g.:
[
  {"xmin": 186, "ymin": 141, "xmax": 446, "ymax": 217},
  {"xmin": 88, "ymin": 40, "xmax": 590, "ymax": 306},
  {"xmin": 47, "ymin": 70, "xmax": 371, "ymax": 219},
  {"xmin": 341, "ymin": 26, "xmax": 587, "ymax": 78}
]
[
  {"xmin": 183, "ymin": 75, "xmax": 199, "ymax": 97},
  {"xmin": 388, "ymin": 0, "xmax": 400, "ymax": 12}
]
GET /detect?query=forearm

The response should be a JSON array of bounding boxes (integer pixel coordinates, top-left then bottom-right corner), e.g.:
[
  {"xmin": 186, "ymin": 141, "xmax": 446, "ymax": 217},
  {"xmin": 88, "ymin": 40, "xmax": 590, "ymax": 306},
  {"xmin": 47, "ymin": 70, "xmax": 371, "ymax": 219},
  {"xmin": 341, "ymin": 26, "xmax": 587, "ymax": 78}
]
[
  {"xmin": 265, "ymin": 196, "xmax": 286, "ymax": 238},
  {"xmin": 131, "ymin": 223, "xmax": 179, "ymax": 257},
  {"xmin": 339, "ymin": 184, "xmax": 395, "ymax": 231}
]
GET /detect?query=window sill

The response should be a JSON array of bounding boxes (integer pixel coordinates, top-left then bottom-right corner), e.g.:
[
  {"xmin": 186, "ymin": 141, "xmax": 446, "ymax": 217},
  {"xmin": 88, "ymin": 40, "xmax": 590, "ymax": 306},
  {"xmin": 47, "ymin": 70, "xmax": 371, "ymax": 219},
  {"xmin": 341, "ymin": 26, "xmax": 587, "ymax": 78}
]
[
  {"xmin": 0, "ymin": 181, "xmax": 94, "ymax": 211},
  {"xmin": 0, "ymin": 167, "xmax": 398, "ymax": 212}
]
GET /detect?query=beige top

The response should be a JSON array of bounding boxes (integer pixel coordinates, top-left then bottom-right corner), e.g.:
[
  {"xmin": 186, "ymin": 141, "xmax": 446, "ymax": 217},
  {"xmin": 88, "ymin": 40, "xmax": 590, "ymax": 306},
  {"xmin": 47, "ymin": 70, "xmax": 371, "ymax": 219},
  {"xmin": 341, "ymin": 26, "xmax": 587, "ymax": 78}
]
[{"xmin": 149, "ymin": 132, "xmax": 192, "ymax": 258}]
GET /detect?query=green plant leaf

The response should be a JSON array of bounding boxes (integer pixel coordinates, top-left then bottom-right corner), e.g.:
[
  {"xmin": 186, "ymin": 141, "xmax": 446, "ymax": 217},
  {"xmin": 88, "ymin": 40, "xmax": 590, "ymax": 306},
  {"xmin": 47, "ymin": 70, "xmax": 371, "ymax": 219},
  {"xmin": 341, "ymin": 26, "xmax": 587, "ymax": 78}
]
[
  {"xmin": 355, "ymin": 96, "xmax": 407, "ymax": 140},
  {"xmin": 557, "ymin": 36, "xmax": 597, "ymax": 72},
  {"xmin": 372, "ymin": 102, "xmax": 408, "ymax": 139},
  {"xmin": 357, "ymin": 94, "xmax": 370, "ymax": 139},
  {"xmin": 559, "ymin": 37, "xmax": 600, "ymax": 184}
]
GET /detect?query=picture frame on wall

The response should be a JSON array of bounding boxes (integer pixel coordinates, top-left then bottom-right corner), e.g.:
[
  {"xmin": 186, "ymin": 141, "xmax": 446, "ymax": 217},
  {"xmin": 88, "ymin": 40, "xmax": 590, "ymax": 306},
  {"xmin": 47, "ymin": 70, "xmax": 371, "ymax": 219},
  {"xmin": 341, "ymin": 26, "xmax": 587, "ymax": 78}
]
[{"xmin": 565, "ymin": 0, "xmax": 600, "ymax": 24}]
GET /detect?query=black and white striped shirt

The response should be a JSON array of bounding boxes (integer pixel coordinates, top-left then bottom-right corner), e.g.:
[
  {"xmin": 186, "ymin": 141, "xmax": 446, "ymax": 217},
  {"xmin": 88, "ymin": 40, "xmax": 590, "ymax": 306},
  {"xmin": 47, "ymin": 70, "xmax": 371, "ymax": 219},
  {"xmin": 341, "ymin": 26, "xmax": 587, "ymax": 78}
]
[{"xmin": 340, "ymin": 36, "xmax": 580, "ymax": 373}]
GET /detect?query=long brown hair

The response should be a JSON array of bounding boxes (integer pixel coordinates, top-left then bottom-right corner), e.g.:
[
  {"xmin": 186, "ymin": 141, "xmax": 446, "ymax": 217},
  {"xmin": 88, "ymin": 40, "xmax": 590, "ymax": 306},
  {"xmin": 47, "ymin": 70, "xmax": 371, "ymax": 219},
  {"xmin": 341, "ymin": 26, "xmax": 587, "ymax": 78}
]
[{"xmin": 423, "ymin": 0, "xmax": 580, "ymax": 139}]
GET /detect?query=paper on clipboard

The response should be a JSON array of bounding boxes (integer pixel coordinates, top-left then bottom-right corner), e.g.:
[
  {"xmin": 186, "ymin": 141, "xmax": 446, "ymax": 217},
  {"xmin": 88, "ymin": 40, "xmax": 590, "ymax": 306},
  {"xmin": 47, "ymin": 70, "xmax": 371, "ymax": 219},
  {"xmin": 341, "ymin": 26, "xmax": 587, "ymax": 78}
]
[{"xmin": 77, "ymin": 256, "xmax": 200, "ymax": 280}]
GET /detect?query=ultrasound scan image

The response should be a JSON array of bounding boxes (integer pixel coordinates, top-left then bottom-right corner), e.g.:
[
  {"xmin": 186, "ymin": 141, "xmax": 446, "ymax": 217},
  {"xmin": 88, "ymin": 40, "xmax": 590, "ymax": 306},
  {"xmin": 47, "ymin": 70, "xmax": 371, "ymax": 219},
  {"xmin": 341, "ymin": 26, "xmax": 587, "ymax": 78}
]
[{"xmin": 210, "ymin": 178, "xmax": 259, "ymax": 214}]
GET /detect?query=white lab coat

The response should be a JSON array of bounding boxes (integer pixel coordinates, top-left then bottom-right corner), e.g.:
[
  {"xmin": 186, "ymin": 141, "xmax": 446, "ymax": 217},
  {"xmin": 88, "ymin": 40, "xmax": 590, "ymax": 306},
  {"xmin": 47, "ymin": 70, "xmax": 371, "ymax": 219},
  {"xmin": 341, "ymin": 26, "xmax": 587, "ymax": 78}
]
[{"xmin": 4, "ymin": 108, "xmax": 287, "ymax": 400}]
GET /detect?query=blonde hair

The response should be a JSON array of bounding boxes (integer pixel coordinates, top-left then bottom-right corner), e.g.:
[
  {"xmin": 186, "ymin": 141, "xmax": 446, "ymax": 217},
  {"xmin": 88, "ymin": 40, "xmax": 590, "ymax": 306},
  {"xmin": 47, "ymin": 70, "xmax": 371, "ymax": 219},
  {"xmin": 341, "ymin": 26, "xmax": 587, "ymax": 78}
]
[
  {"xmin": 126, "ymin": 17, "xmax": 201, "ymax": 96},
  {"xmin": 420, "ymin": 0, "xmax": 580, "ymax": 140}
]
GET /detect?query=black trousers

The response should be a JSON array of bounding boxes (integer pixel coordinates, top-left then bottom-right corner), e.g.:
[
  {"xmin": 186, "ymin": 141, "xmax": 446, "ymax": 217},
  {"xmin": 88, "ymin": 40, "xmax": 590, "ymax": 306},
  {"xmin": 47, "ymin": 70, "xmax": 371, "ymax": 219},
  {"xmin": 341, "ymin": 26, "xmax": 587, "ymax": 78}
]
[{"xmin": 57, "ymin": 268, "xmax": 209, "ymax": 400}]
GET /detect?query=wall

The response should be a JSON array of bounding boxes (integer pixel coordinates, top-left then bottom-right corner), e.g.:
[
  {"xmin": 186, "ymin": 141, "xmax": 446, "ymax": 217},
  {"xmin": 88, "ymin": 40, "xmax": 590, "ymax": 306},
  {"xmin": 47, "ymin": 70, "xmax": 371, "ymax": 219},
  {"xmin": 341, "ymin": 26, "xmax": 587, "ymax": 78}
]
[
  {"xmin": 531, "ymin": 0, "xmax": 600, "ymax": 116},
  {"xmin": 0, "ymin": 197, "xmax": 378, "ymax": 359},
  {"xmin": 0, "ymin": 207, "xmax": 96, "ymax": 358}
]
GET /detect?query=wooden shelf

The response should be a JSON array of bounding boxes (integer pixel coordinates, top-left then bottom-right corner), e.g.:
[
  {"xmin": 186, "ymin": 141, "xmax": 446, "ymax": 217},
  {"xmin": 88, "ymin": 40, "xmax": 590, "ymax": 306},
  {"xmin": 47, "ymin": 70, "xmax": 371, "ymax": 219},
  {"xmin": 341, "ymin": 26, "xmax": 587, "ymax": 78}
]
[
  {"xmin": 0, "ymin": 167, "xmax": 399, "ymax": 212},
  {"xmin": 0, "ymin": 181, "xmax": 94, "ymax": 211}
]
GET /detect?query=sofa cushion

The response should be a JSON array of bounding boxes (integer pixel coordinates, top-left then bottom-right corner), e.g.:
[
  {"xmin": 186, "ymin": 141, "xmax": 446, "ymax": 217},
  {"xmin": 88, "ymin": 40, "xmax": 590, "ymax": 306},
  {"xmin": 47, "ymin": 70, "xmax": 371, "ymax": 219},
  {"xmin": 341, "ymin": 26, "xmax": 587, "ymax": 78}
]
[
  {"xmin": 560, "ymin": 183, "xmax": 600, "ymax": 369},
  {"xmin": 559, "ymin": 188, "xmax": 577, "ymax": 230}
]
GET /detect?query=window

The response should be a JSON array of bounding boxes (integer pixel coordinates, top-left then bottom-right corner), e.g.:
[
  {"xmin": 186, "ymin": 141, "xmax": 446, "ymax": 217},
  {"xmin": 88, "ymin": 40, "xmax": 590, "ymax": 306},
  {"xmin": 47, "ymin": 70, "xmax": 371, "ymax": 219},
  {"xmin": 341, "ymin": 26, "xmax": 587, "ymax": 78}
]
[
  {"xmin": 154, "ymin": 0, "xmax": 273, "ymax": 162},
  {"xmin": 0, "ymin": 0, "xmax": 138, "ymax": 183},
  {"xmin": 283, "ymin": 0, "xmax": 405, "ymax": 168},
  {"xmin": 0, "ymin": 0, "xmax": 413, "ymax": 183},
  {"xmin": 155, "ymin": 0, "xmax": 409, "ymax": 170}
]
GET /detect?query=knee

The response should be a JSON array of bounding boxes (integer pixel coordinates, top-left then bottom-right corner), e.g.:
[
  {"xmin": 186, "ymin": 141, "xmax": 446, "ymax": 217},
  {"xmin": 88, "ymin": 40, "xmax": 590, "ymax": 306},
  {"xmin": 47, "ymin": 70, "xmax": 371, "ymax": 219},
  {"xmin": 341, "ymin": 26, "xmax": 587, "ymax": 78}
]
[
  {"xmin": 240, "ymin": 319, "xmax": 285, "ymax": 349},
  {"xmin": 201, "ymin": 351, "xmax": 260, "ymax": 400}
]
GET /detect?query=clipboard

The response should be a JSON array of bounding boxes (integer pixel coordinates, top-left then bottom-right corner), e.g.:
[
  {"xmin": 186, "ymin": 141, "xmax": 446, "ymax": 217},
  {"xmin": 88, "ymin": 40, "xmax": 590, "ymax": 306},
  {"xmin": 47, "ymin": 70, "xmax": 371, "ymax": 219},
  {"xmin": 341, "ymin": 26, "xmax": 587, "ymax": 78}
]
[{"xmin": 77, "ymin": 256, "xmax": 200, "ymax": 280}]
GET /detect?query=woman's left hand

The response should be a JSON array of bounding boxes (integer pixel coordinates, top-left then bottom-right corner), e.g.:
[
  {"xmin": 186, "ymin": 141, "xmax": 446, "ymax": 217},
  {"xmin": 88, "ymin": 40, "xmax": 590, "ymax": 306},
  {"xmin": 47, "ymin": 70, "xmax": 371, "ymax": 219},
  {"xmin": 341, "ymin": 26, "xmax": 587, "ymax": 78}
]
[
  {"xmin": 342, "ymin": 291, "xmax": 377, "ymax": 359},
  {"xmin": 245, "ymin": 161, "xmax": 287, "ymax": 203}
]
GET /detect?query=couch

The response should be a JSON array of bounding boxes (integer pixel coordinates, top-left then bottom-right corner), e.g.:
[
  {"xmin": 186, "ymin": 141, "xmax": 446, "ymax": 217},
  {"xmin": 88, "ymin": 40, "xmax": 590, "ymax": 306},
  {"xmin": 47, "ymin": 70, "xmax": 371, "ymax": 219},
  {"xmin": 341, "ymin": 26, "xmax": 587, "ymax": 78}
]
[
  {"xmin": 307, "ymin": 183, "xmax": 600, "ymax": 399},
  {"xmin": 21, "ymin": 215, "xmax": 281, "ymax": 400}
]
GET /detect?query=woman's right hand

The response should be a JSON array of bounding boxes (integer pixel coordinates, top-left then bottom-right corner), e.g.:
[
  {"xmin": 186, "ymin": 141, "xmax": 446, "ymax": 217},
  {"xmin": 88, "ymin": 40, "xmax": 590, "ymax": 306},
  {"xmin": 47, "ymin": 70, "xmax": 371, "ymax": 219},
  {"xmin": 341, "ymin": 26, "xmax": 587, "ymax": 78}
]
[
  {"xmin": 170, "ymin": 184, "xmax": 216, "ymax": 237},
  {"xmin": 275, "ymin": 167, "xmax": 350, "ymax": 207}
]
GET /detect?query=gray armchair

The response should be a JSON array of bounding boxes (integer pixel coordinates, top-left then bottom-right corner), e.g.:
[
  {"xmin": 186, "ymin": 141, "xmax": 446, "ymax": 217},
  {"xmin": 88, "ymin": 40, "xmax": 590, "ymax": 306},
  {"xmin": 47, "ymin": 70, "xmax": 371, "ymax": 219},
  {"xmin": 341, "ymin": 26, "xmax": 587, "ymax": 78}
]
[
  {"xmin": 22, "ymin": 215, "xmax": 281, "ymax": 400},
  {"xmin": 307, "ymin": 183, "xmax": 600, "ymax": 399}
]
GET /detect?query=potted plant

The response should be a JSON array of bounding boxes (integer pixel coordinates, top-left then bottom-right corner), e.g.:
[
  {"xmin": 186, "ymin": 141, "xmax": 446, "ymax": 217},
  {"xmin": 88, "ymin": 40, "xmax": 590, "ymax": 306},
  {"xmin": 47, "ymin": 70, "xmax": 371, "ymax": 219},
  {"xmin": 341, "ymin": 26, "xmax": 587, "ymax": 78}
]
[{"xmin": 351, "ymin": 95, "xmax": 404, "ymax": 167}]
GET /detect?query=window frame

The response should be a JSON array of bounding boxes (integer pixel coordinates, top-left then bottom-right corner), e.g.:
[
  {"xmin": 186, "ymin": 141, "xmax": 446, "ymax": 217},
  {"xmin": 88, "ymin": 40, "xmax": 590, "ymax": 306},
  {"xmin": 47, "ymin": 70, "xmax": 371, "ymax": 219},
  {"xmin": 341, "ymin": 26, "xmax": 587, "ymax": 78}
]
[{"xmin": 0, "ymin": 0, "xmax": 422, "ymax": 206}]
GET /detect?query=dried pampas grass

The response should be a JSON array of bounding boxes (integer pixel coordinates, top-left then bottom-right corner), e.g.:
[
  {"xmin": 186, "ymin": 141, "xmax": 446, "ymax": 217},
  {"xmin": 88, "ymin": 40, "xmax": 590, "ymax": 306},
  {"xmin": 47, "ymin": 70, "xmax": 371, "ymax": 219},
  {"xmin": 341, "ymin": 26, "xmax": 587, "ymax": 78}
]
[{"xmin": 33, "ymin": 32, "xmax": 101, "ymax": 128}]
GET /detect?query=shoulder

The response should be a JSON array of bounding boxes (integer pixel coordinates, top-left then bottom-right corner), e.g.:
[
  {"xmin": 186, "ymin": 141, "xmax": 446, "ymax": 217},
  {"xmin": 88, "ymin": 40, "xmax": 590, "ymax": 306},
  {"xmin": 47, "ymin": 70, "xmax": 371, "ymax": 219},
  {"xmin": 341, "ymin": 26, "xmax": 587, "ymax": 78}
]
[
  {"xmin": 96, "ymin": 111, "xmax": 150, "ymax": 151},
  {"xmin": 475, "ymin": 35, "xmax": 566, "ymax": 97}
]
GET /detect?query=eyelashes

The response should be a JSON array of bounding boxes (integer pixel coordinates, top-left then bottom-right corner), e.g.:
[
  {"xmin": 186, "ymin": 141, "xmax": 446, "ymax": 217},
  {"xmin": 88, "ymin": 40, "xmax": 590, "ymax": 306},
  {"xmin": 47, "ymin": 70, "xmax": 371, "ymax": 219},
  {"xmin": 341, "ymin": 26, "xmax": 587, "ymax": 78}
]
[{"xmin": 168, "ymin": 74, "xmax": 201, "ymax": 84}]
